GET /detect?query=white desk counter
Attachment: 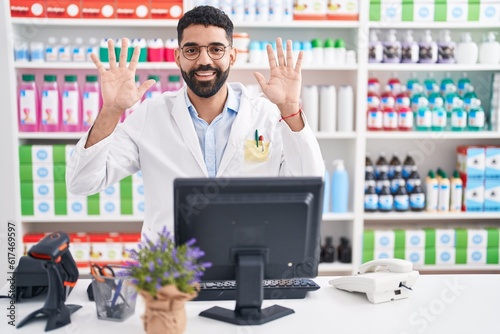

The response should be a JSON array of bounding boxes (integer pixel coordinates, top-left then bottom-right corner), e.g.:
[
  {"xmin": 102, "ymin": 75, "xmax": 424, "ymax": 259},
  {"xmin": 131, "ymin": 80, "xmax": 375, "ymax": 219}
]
[{"xmin": 1, "ymin": 275, "xmax": 499, "ymax": 334}]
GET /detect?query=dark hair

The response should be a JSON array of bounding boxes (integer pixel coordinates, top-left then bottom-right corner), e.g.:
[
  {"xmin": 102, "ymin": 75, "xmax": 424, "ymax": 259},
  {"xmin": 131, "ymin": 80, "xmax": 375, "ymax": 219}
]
[{"xmin": 177, "ymin": 5, "xmax": 233, "ymax": 45}]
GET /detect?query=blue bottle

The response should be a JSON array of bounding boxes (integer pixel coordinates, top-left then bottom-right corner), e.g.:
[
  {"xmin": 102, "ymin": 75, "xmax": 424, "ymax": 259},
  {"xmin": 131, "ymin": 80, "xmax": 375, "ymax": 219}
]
[
  {"xmin": 331, "ymin": 159, "xmax": 349, "ymax": 213},
  {"xmin": 323, "ymin": 165, "xmax": 331, "ymax": 214}
]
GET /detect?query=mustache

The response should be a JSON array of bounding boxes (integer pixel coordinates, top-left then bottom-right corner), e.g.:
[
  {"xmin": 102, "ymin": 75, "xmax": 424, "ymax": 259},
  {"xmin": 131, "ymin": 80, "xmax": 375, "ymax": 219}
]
[{"xmin": 190, "ymin": 65, "xmax": 220, "ymax": 75}]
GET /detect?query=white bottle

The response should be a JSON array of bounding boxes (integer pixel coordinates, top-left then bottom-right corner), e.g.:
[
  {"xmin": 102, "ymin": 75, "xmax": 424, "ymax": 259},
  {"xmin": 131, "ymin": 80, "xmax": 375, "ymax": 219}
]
[
  {"xmin": 319, "ymin": 85, "xmax": 336, "ymax": 133},
  {"xmin": 334, "ymin": 39, "xmax": 346, "ymax": 65},
  {"xmin": 456, "ymin": 33, "xmax": 478, "ymax": 65},
  {"xmin": 86, "ymin": 37, "xmax": 99, "ymax": 61},
  {"xmin": 479, "ymin": 32, "xmax": 500, "ymax": 64},
  {"xmin": 72, "ymin": 37, "xmax": 86, "ymax": 62},
  {"xmin": 337, "ymin": 85, "xmax": 353, "ymax": 132},
  {"xmin": 45, "ymin": 37, "xmax": 59, "ymax": 62},
  {"xmin": 401, "ymin": 30, "xmax": 419, "ymax": 63},
  {"xmin": 368, "ymin": 30, "xmax": 383, "ymax": 63},
  {"xmin": 58, "ymin": 37, "xmax": 72, "ymax": 62},
  {"xmin": 450, "ymin": 171, "xmax": 463, "ymax": 212},
  {"xmin": 301, "ymin": 85, "xmax": 319, "ymax": 132},
  {"xmin": 438, "ymin": 172, "xmax": 450, "ymax": 212},
  {"xmin": 425, "ymin": 170, "xmax": 439, "ymax": 212}
]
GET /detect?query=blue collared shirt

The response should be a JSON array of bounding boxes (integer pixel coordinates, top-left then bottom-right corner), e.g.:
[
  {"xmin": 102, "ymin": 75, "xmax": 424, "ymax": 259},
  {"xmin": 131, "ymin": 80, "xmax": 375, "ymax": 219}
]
[{"xmin": 186, "ymin": 85, "xmax": 240, "ymax": 177}]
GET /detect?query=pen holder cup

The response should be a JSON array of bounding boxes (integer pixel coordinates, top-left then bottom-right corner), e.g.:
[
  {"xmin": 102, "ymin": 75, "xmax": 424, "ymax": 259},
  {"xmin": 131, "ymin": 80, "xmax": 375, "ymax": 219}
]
[{"xmin": 91, "ymin": 276, "xmax": 137, "ymax": 321}]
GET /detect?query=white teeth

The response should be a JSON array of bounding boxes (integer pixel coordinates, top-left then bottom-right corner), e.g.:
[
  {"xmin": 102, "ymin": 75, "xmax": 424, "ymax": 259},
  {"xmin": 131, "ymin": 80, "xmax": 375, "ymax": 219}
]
[{"xmin": 196, "ymin": 72, "xmax": 214, "ymax": 76}]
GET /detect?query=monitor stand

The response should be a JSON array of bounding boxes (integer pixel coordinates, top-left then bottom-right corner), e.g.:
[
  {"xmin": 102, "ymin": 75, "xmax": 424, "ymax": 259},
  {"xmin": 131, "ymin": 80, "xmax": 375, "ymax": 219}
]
[{"xmin": 199, "ymin": 251, "xmax": 294, "ymax": 325}]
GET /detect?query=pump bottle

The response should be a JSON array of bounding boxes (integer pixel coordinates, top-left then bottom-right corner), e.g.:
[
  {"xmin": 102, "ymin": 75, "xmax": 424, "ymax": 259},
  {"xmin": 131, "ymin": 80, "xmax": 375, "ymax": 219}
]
[
  {"xmin": 419, "ymin": 30, "xmax": 438, "ymax": 63},
  {"xmin": 456, "ymin": 32, "xmax": 478, "ymax": 65},
  {"xmin": 479, "ymin": 32, "xmax": 500, "ymax": 64}
]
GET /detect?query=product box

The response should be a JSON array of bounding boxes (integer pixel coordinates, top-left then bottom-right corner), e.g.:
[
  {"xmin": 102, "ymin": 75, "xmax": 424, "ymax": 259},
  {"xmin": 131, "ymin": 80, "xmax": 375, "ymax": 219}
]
[
  {"xmin": 34, "ymin": 198, "xmax": 54, "ymax": 216},
  {"xmin": 293, "ymin": 0, "xmax": 327, "ymax": 20},
  {"xmin": 81, "ymin": 0, "xmax": 116, "ymax": 19},
  {"xmin": 326, "ymin": 0, "xmax": 359, "ymax": 21},
  {"xmin": 150, "ymin": 0, "xmax": 184, "ymax": 19},
  {"xmin": 405, "ymin": 229, "xmax": 426, "ymax": 249},
  {"xmin": 435, "ymin": 247, "xmax": 456, "ymax": 265},
  {"xmin": 405, "ymin": 248, "xmax": 425, "ymax": 266},
  {"xmin": 485, "ymin": 146, "xmax": 500, "ymax": 180},
  {"xmin": 10, "ymin": 0, "xmax": 46, "ymax": 18},
  {"xmin": 121, "ymin": 232, "xmax": 141, "ymax": 263},
  {"xmin": 486, "ymin": 227, "xmax": 499, "ymax": 248},
  {"xmin": 445, "ymin": 0, "xmax": 469, "ymax": 22},
  {"xmin": 46, "ymin": 0, "xmax": 81, "ymax": 18},
  {"xmin": 480, "ymin": 1, "xmax": 500, "ymax": 21},
  {"xmin": 69, "ymin": 233, "xmax": 91, "ymax": 267},
  {"xmin": 33, "ymin": 181, "xmax": 55, "ymax": 198},
  {"xmin": 435, "ymin": 228, "xmax": 456, "ymax": 248},
  {"xmin": 486, "ymin": 247, "xmax": 499, "ymax": 264},
  {"xmin": 413, "ymin": 0, "xmax": 436, "ymax": 22},
  {"xmin": 374, "ymin": 230, "xmax": 395, "ymax": 249},
  {"xmin": 374, "ymin": 248, "xmax": 395, "ymax": 260},
  {"xmin": 466, "ymin": 228, "xmax": 488, "ymax": 248},
  {"xmin": 100, "ymin": 183, "xmax": 120, "ymax": 200},
  {"xmin": 115, "ymin": 0, "xmax": 150, "ymax": 19},
  {"xmin": 485, "ymin": 179, "xmax": 500, "ymax": 211},
  {"xmin": 67, "ymin": 196, "xmax": 88, "ymax": 216},
  {"xmin": 457, "ymin": 146, "xmax": 485, "ymax": 180},
  {"xmin": 133, "ymin": 197, "xmax": 145, "ymax": 216},
  {"xmin": 87, "ymin": 194, "xmax": 100, "ymax": 215},
  {"xmin": 90, "ymin": 233, "xmax": 122, "ymax": 264},
  {"xmin": 99, "ymin": 198, "xmax": 121, "ymax": 216},
  {"xmin": 462, "ymin": 178, "xmax": 485, "ymax": 212}
]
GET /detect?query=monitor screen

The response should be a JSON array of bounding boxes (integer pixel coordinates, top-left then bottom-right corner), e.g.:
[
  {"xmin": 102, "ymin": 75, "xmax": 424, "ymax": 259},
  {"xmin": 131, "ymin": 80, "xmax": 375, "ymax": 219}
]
[{"xmin": 174, "ymin": 177, "xmax": 323, "ymax": 325}]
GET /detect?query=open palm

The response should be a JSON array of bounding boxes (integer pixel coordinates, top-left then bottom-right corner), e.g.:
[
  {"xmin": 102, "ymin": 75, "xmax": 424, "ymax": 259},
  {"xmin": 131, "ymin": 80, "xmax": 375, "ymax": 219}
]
[
  {"xmin": 90, "ymin": 38, "xmax": 155, "ymax": 114},
  {"xmin": 254, "ymin": 38, "xmax": 302, "ymax": 107}
]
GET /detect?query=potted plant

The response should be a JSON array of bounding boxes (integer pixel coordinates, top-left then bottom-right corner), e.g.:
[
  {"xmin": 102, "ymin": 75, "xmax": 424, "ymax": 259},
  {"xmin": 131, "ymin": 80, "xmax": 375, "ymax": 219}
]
[{"xmin": 121, "ymin": 226, "xmax": 211, "ymax": 334}]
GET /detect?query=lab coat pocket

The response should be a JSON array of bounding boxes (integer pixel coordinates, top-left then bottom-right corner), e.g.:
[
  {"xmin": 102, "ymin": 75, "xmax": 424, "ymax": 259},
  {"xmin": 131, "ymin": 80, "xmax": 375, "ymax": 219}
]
[{"xmin": 244, "ymin": 139, "xmax": 270, "ymax": 162}]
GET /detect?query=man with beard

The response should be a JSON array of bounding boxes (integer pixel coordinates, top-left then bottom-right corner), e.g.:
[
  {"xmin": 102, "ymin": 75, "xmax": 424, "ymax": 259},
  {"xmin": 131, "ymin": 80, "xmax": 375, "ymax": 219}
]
[{"xmin": 66, "ymin": 5, "xmax": 324, "ymax": 236}]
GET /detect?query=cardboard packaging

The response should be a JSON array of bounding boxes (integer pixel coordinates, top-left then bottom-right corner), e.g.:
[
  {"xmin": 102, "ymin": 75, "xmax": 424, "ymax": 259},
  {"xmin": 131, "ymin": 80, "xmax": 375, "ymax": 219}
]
[
  {"xmin": 150, "ymin": 0, "xmax": 184, "ymax": 19},
  {"xmin": 115, "ymin": 0, "xmax": 149, "ymax": 19},
  {"xmin": 46, "ymin": 0, "xmax": 81, "ymax": 18},
  {"xmin": 81, "ymin": 0, "xmax": 116, "ymax": 19},
  {"xmin": 10, "ymin": 0, "xmax": 46, "ymax": 18}
]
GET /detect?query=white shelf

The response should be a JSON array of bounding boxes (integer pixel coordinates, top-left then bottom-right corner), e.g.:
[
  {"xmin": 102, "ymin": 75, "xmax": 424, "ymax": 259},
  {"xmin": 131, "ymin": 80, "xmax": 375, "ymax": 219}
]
[
  {"xmin": 318, "ymin": 262, "xmax": 353, "ymax": 275},
  {"xmin": 364, "ymin": 212, "xmax": 500, "ymax": 221},
  {"xmin": 365, "ymin": 131, "xmax": 500, "ymax": 140},
  {"xmin": 11, "ymin": 17, "xmax": 360, "ymax": 28},
  {"xmin": 316, "ymin": 132, "xmax": 357, "ymax": 139},
  {"xmin": 322, "ymin": 212, "xmax": 355, "ymax": 221},
  {"xmin": 367, "ymin": 21, "xmax": 500, "ymax": 29},
  {"xmin": 367, "ymin": 63, "xmax": 500, "ymax": 72},
  {"xmin": 415, "ymin": 264, "xmax": 500, "ymax": 272},
  {"xmin": 18, "ymin": 132, "xmax": 85, "ymax": 140},
  {"xmin": 14, "ymin": 62, "xmax": 359, "ymax": 71},
  {"xmin": 20, "ymin": 216, "xmax": 144, "ymax": 223}
]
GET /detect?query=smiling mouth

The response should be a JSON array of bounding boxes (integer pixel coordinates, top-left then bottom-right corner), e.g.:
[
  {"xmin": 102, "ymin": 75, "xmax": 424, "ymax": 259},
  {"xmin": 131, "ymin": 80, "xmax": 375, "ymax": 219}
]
[{"xmin": 195, "ymin": 71, "xmax": 216, "ymax": 79}]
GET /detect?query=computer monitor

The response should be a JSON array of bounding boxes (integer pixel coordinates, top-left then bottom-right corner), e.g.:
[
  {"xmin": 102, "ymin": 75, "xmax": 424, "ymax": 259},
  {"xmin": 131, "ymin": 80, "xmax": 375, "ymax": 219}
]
[{"xmin": 174, "ymin": 177, "xmax": 323, "ymax": 325}]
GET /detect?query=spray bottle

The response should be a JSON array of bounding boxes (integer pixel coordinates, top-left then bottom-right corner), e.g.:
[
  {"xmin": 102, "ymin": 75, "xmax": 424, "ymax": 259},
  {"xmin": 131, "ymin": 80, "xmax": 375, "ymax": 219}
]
[{"xmin": 331, "ymin": 159, "xmax": 349, "ymax": 213}]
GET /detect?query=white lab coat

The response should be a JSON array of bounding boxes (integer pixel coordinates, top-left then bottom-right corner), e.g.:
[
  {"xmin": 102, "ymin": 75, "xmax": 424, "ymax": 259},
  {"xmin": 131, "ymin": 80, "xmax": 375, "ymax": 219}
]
[{"xmin": 66, "ymin": 82, "xmax": 324, "ymax": 237}]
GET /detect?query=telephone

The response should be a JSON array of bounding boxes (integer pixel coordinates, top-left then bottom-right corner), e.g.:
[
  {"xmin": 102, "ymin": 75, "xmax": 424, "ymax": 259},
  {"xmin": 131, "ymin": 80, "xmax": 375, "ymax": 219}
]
[{"xmin": 329, "ymin": 258, "xmax": 419, "ymax": 304}]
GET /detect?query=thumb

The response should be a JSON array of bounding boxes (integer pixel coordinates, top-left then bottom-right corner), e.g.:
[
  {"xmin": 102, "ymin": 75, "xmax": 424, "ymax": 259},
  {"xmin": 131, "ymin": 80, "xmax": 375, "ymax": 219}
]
[
  {"xmin": 253, "ymin": 72, "xmax": 267, "ymax": 91},
  {"xmin": 137, "ymin": 79, "xmax": 157, "ymax": 98}
]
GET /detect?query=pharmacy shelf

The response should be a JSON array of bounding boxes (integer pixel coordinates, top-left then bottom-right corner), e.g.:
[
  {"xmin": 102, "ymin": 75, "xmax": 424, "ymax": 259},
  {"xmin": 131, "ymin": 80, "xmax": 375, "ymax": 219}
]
[
  {"xmin": 322, "ymin": 212, "xmax": 355, "ymax": 221},
  {"xmin": 414, "ymin": 264, "xmax": 500, "ymax": 272},
  {"xmin": 367, "ymin": 21, "xmax": 500, "ymax": 29},
  {"xmin": 318, "ymin": 262, "xmax": 353, "ymax": 275},
  {"xmin": 14, "ymin": 62, "xmax": 359, "ymax": 71},
  {"xmin": 11, "ymin": 17, "xmax": 360, "ymax": 28},
  {"xmin": 20, "ymin": 216, "xmax": 144, "ymax": 223},
  {"xmin": 365, "ymin": 131, "xmax": 500, "ymax": 139},
  {"xmin": 367, "ymin": 63, "xmax": 500, "ymax": 72},
  {"xmin": 363, "ymin": 212, "xmax": 500, "ymax": 221},
  {"xmin": 316, "ymin": 132, "xmax": 357, "ymax": 139}
]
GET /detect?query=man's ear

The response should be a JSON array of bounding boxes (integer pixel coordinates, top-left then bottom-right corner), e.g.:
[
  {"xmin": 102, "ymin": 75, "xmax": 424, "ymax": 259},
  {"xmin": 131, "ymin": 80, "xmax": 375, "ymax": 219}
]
[
  {"xmin": 230, "ymin": 47, "xmax": 238, "ymax": 66},
  {"xmin": 174, "ymin": 47, "xmax": 181, "ymax": 67}
]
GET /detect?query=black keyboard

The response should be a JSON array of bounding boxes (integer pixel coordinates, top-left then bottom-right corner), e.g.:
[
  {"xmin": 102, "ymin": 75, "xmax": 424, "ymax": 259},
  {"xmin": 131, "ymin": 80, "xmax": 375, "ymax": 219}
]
[{"xmin": 193, "ymin": 278, "xmax": 320, "ymax": 301}]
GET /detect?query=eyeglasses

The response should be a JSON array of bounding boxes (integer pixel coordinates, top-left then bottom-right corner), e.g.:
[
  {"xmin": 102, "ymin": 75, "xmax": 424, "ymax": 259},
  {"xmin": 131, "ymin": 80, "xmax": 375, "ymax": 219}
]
[{"xmin": 180, "ymin": 43, "xmax": 232, "ymax": 60}]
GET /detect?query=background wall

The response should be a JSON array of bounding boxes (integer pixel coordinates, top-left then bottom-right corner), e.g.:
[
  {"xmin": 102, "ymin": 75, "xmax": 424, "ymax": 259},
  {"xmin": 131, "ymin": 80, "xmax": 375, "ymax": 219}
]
[{"xmin": 0, "ymin": 1, "xmax": 20, "ymax": 284}]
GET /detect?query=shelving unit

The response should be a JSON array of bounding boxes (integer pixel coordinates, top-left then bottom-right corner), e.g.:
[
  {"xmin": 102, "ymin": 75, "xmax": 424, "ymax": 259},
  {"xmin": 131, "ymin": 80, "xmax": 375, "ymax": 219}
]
[{"xmin": 2, "ymin": 1, "xmax": 499, "ymax": 277}]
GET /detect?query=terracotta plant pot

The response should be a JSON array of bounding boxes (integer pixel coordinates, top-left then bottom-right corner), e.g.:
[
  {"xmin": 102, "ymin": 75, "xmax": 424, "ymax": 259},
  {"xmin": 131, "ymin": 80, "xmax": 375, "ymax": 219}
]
[{"xmin": 139, "ymin": 285, "xmax": 197, "ymax": 334}]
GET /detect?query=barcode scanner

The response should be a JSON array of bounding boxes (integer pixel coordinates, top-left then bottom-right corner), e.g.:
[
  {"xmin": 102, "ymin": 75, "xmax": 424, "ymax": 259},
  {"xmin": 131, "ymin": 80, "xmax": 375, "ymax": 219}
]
[{"xmin": 17, "ymin": 232, "xmax": 82, "ymax": 331}]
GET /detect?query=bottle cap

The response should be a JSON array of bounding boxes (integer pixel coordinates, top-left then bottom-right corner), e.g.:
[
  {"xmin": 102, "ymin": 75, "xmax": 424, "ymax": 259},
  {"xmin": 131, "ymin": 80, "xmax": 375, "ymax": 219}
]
[
  {"xmin": 453, "ymin": 170, "xmax": 460, "ymax": 178},
  {"xmin": 168, "ymin": 74, "xmax": 180, "ymax": 82},
  {"xmin": 404, "ymin": 30, "xmax": 414, "ymax": 43},
  {"xmin": 334, "ymin": 38, "xmax": 345, "ymax": 48},
  {"xmin": 74, "ymin": 37, "xmax": 83, "ymax": 45},
  {"xmin": 324, "ymin": 38, "xmax": 335, "ymax": 48},
  {"xmin": 387, "ymin": 30, "xmax": 397, "ymax": 42},
  {"xmin": 440, "ymin": 30, "xmax": 452, "ymax": 43},
  {"xmin": 44, "ymin": 74, "xmax": 57, "ymax": 82},
  {"xmin": 86, "ymin": 75, "xmax": 98, "ymax": 82},
  {"xmin": 135, "ymin": 75, "xmax": 139, "ymax": 82},
  {"xmin": 486, "ymin": 31, "xmax": 497, "ymax": 42},
  {"xmin": 148, "ymin": 75, "xmax": 160, "ymax": 81},
  {"xmin": 22, "ymin": 74, "xmax": 35, "ymax": 82},
  {"xmin": 301, "ymin": 41, "xmax": 312, "ymax": 51},
  {"xmin": 428, "ymin": 170, "xmax": 436, "ymax": 178},
  {"xmin": 333, "ymin": 159, "xmax": 345, "ymax": 171},
  {"xmin": 64, "ymin": 75, "xmax": 77, "ymax": 82},
  {"xmin": 422, "ymin": 30, "xmax": 433, "ymax": 43},
  {"xmin": 460, "ymin": 33, "xmax": 472, "ymax": 43},
  {"xmin": 311, "ymin": 38, "xmax": 323, "ymax": 48},
  {"xmin": 369, "ymin": 30, "xmax": 379, "ymax": 43}
]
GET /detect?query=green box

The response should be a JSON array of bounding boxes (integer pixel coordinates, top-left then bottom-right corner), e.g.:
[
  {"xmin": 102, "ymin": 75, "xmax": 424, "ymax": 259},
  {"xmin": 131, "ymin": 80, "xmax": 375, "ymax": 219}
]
[
  {"xmin": 21, "ymin": 198, "xmax": 34, "ymax": 216},
  {"xmin": 53, "ymin": 164, "xmax": 66, "ymax": 182},
  {"xmin": 425, "ymin": 228, "xmax": 436, "ymax": 248},
  {"xmin": 394, "ymin": 229, "xmax": 406, "ymax": 249},
  {"xmin": 425, "ymin": 248, "xmax": 436, "ymax": 265},
  {"xmin": 19, "ymin": 164, "xmax": 33, "ymax": 181},
  {"xmin": 20, "ymin": 182, "xmax": 34, "ymax": 199},
  {"xmin": 121, "ymin": 198, "xmax": 133, "ymax": 215},
  {"xmin": 455, "ymin": 248, "xmax": 467, "ymax": 264},
  {"xmin": 363, "ymin": 230, "xmax": 375, "ymax": 251},
  {"xmin": 52, "ymin": 145, "xmax": 67, "ymax": 164},
  {"xmin": 18, "ymin": 145, "xmax": 32, "ymax": 164},
  {"xmin": 362, "ymin": 250, "xmax": 375, "ymax": 263},
  {"xmin": 487, "ymin": 248, "xmax": 499, "ymax": 264},
  {"xmin": 487, "ymin": 228, "xmax": 499, "ymax": 248},
  {"xmin": 87, "ymin": 195, "xmax": 100, "ymax": 215},
  {"xmin": 394, "ymin": 248, "xmax": 405, "ymax": 259},
  {"xmin": 455, "ymin": 228, "xmax": 468, "ymax": 248}
]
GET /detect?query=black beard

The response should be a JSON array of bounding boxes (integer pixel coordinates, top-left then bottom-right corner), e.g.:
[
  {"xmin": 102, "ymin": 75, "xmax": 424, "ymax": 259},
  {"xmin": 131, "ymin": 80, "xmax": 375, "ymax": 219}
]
[{"xmin": 181, "ymin": 65, "xmax": 230, "ymax": 98}]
